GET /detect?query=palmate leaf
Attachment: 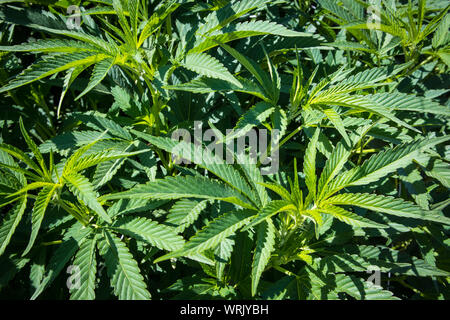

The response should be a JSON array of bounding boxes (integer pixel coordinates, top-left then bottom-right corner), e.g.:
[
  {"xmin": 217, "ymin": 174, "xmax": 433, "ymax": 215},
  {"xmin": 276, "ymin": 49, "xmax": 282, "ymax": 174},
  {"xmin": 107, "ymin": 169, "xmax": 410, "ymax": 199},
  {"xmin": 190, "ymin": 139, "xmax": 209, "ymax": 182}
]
[
  {"xmin": 347, "ymin": 135, "xmax": 450, "ymax": 187},
  {"xmin": 225, "ymin": 101, "xmax": 275, "ymax": 141},
  {"xmin": 323, "ymin": 135, "xmax": 450, "ymax": 198},
  {"xmin": 138, "ymin": 0, "xmax": 180, "ymax": 47},
  {"xmin": 39, "ymin": 130, "xmax": 111, "ymax": 155},
  {"xmin": 154, "ymin": 210, "xmax": 255, "ymax": 263},
  {"xmin": 128, "ymin": 0, "xmax": 139, "ymax": 40},
  {"xmin": 111, "ymin": 216, "xmax": 184, "ymax": 252},
  {"xmin": 107, "ymin": 198, "xmax": 167, "ymax": 219},
  {"xmin": 237, "ymin": 152, "xmax": 270, "ymax": 207},
  {"xmin": 164, "ymin": 76, "xmax": 267, "ymax": 100},
  {"xmin": 73, "ymin": 113, "xmax": 133, "ymax": 140},
  {"xmin": 304, "ymin": 128, "xmax": 320, "ymax": 200},
  {"xmin": 31, "ymin": 223, "xmax": 91, "ymax": 300},
  {"xmin": 243, "ymin": 200, "xmax": 295, "ymax": 231},
  {"xmin": 310, "ymin": 93, "xmax": 419, "ymax": 133},
  {"xmin": 324, "ymin": 245, "xmax": 450, "ymax": 277},
  {"xmin": 325, "ymin": 193, "xmax": 450, "ymax": 225},
  {"xmin": 180, "ymin": 52, "xmax": 241, "ymax": 87},
  {"xmin": 0, "ymin": 196, "xmax": 27, "ymax": 256},
  {"xmin": 31, "ymin": 239, "xmax": 80, "ymax": 299},
  {"xmin": 259, "ymin": 182, "xmax": 292, "ymax": 202},
  {"xmin": 317, "ymin": 141, "xmax": 352, "ymax": 201},
  {"xmin": 69, "ymin": 147, "xmax": 148, "ymax": 174},
  {"xmin": 333, "ymin": 63, "xmax": 412, "ymax": 87},
  {"xmin": 191, "ymin": 20, "xmax": 314, "ymax": 53},
  {"xmin": 0, "ymin": 169, "xmax": 21, "ymax": 196},
  {"xmin": 215, "ymin": 237, "xmax": 235, "ymax": 281},
  {"xmin": 251, "ymin": 219, "xmax": 275, "ymax": 296},
  {"xmin": 7, "ymin": 181, "xmax": 56, "ymax": 198},
  {"xmin": 317, "ymin": 204, "xmax": 387, "ymax": 229},
  {"xmin": 0, "ymin": 39, "xmax": 99, "ymax": 53},
  {"xmin": 301, "ymin": 262, "xmax": 399, "ymax": 300},
  {"xmin": 61, "ymin": 130, "xmax": 110, "ymax": 173},
  {"xmin": 19, "ymin": 117, "xmax": 48, "ymax": 177},
  {"xmin": 217, "ymin": 42, "xmax": 273, "ymax": 99},
  {"xmin": 75, "ymin": 57, "xmax": 115, "ymax": 100},
  {"xmin": 367, "ymin": 92, "xmax": 450, "ymax": 116},
  {"xmin": 417, "ymin": 157, "xmax": 450, "ymax": 189},
  {"xmin": 373, "ymin": 244, "xmax": 443, "ymax": 274},
  {"xmin": 92, "ymin": 157, "xmax": 127, "ymax": 189},
  {"xmin": 271, "ymin": 107, "xmax": 288, "ymax": 143},
  {"xmin": 0, "ymin": 143, "xmax": 42, "ymax": 175},
  {"xmin": 331, "ymin": 274, "xmax": 398, "ymax": 300},
  {"xmin": 98, "ymin": 230, "xmax": 151, "ymax": 300},
  {"xmin": 0, "ymin": 6, "xmax": 118, "ymax": 54},
  {"xmin": 0, "ymin": 52, "xmax": 108, "ymax": 93},
  {"xmin": 131, "ymin": 130, "xmax": 260, "ymax": 207},
  {"xmin": 432, "ymin": 13, "xmax": 450, "ymax": 48},
  {"xmin": 197, "ymin": 0, "xmax": 269, "ymax": 36},
  {"xmin": 166, "ymin": 199, "xmax": 208, "ymax": 233},
  {"xmin": 101, "ymin": 175, "xmax": 256, "ymax": 210},
  {"xmin": 321, "ymin": 108, "xmax": 350, "ymax": 145},
  {"xmin": 111, "ymin": 0, "xmax": 134, "ymax": 44},
  {"xmin": 342, "ymin": 22, "xmax": 408, "ymax": 40},
  {"xmin": 70, "ymin": 235, "xmax": 97, "ymax": 300},
  {"xmin": 0, "ymin": 149, "xmax": 26, "ymax": 187},
  {"xmin": 22, "ymin": 184, "xmax": 59, "ymax": 256},
  {"xmin": 64, "ymin": 173, "xmax": 112, "ymax": 224}
]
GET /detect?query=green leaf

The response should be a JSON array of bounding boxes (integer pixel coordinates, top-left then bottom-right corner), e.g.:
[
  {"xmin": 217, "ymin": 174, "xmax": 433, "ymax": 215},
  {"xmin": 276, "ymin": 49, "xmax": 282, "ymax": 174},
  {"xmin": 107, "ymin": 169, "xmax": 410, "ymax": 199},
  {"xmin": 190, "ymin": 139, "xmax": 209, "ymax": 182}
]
[
  {"xmin": 367, "ymin": 93, "xmax": 450, "ymax": 116},
  {"xmin": 0, "ymin": 196, "xmax": 27, "ymax": 256},
  {"xmin": 111, "ymin": 216, "xmax": 185, "ymax": 251},
  {"xmin": 19, "ymin": 118, "xmax": 48, "ymax": 177},
  {"xmin": 131, "ymin": 130, "xmax": 259, "ymax": 207},
  {"xmin": 163, "ymin": 76, "xmax": 267, "ymax": 100},
  {"xmin": 0, "ymin": 143, "xmax": 42, "ymax": 175},
  {"xmin": 317, "ymin": 141, "xmax": 352, "ymax": 201},
  {"xmin": 75, "ymin": 57, "xmax": 115, "ymax": 100},
  {"xmin": 102, "ymin": 175, "xmax": 255, "ymax": 209},
  {"xmin": 243, "ymin": 200, "xmax": 294, "ymax": 231},
  {"xmin": 0, "ymin": 52, "xmax": 107, "ymax": 93},
  {"xmin": 215, "ymin": 237, "xmax": 235, "ymax": 281},
  {"xmin": 218, "ymin": 42, "xmax": 272, "ymax": 97},
  {"xmin": 154, "ymin": 210, "xmax": 254, "ymax": 263},
  {"xmin": 322, "ymin": 108, "xmax": 350, "ymax": 145},
  {"xmin": 98, "ymin": 230, "xmax": 151, "ymax": 300},
  {"xmin": 348, "ymin": 136, "xmax": 450, "ymax": 187},
  {"xmin": 0, "ymin": 39, "xmax": 98, "ymax": 53},
  {"xmin": 166, "ymin": 199, "xmax": 208, "ymax": 233},
  {"xmin": 31, "ymin": 232, "xmax": 85, "ymax": 300},
  {"xmin": 197, "ymin": 0, "xmax": 269, "ymax": 35},
  {"xmin": 325, "ymin": 193, "xmax": 450, "ymax": 225},
  {"xmin": 317, "ymin": 204, "xmax": 388, "ymax": 229},
  {"xmin": 180, "ymin": 52, "xmax": 241, "ymax": 87},
  {"xmin": 251, "ymin": 219, "xmax": 275, "ymax": 296},
  {"xmin": 64, "ymin": 173, "xmax": 112, "ymax": 224},
  {"xmin": 304, "ymin": 128, "xmax": 320, "ymax": 200},
  {"xmin": 225, "ymin": 101, "xmax": 275, "ymax": 141},
  {"xmin": 23, "ymin": 184, "xmax": 58, "ymax": 256},
  {"xmin": 70, "ymin": 235, "xmax": 97, "ymax": 300},
  {"xmin": 191, "ymin": 20, "xmax": 313, "ymax": 53},
  {"xmin": 310, "ymin": 94, "xmax": 419, "ymax": 133}
]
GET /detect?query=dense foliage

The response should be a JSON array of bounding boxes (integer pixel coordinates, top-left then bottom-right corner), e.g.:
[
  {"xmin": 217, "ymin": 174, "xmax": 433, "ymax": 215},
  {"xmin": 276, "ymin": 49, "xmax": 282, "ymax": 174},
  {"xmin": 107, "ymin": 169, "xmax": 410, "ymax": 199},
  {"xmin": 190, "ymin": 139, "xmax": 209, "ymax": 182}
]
[{"xmin": 0, "ymin": 0, "xmax": 449, "ymax": 300}]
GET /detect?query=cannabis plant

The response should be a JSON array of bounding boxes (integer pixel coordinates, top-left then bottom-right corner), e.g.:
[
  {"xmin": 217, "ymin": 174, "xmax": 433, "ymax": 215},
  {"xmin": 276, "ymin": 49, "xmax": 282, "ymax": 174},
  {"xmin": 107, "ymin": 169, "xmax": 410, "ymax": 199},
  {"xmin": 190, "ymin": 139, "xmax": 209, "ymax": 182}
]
[{"xmin": 0, "ymin": 0, "xmax": 449, "ymax": 300}]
